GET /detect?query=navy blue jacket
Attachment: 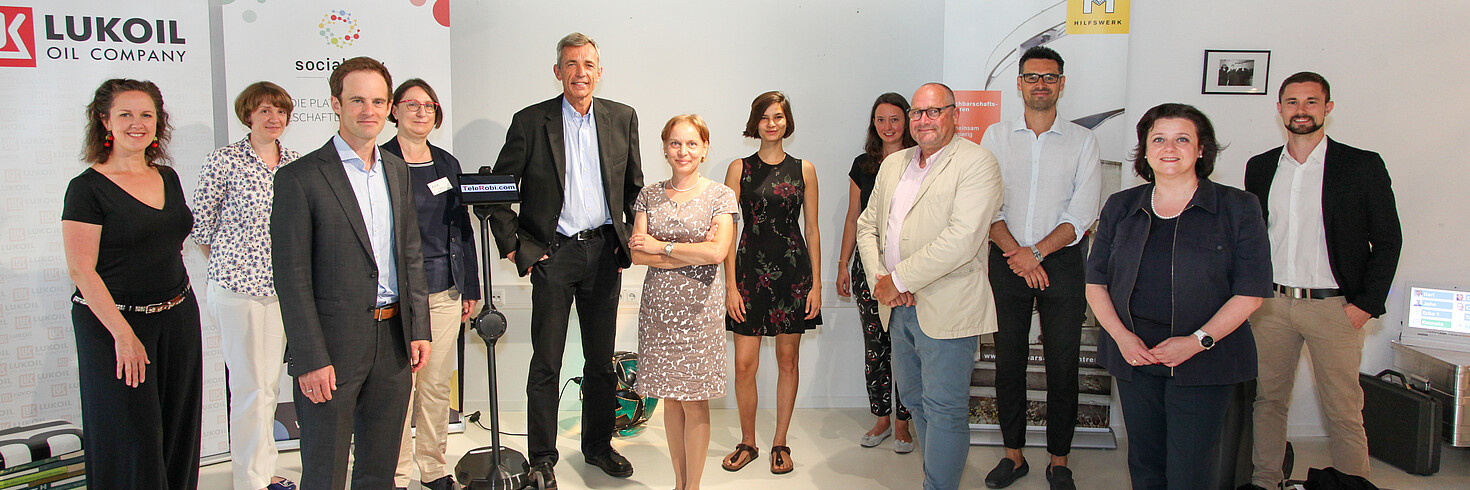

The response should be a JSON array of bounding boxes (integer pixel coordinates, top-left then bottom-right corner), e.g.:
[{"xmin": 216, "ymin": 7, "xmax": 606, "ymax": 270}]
[
  {"xmin": 1086, "ymin": 179, "xmax": 1273, "ymax": 385},
  {"xmin": 381, "ymin": 138, "xmax": 481, "ymax": 301}
]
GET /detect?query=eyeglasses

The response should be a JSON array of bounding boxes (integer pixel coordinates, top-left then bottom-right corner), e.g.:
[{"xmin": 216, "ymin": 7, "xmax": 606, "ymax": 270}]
[
  {"xmin": 1020, "ymin": 73, "xmax": 1062, "ymax": 84},
  {"xmin": 907, "ymin": 104, "xmax": 955, "ymax": 121},
  {"xmin": 397, "ymin": 100, "xmax": 439, "ymax": 114}
]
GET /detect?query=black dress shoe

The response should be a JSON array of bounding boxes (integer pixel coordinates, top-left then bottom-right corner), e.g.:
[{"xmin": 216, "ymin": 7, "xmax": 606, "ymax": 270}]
[
  {"xmin": 585, "ymin": 448, "xmax": 634, "ymax": 478},
  {"xmin": 1046, "ymin": 464, "xmax": 1076, "ymax": 490},
  {"xmin": 531, "ymin": 461, "xmax": 558, "ymax": 490},
  {"xmin": 984, "ymin": 458, "xmax": 1029, "ymax": 488},
  {"xmin": 423, "ymin": 475, "xmax": 458, "ymax": 490}
]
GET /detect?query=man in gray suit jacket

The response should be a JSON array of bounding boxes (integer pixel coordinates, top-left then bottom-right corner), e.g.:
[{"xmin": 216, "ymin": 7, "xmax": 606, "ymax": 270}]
[{"xmin": 272, "ymin": 56, "xmax": 432, "ymax": 490}]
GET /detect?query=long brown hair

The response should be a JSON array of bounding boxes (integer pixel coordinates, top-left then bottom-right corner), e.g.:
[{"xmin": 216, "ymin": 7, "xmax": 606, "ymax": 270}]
[
  {"xmin": 82, "ymin": 79, "xmax": 172, "ymax": 166},
  {"xmin": 861, "ymin": 92, "xmax": 917, "ymax": 173}
]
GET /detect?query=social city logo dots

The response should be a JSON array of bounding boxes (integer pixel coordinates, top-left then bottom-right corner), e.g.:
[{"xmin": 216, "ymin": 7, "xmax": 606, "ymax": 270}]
[{"xmin": 318, "ymin": 10, "xmax": 360, "ymax": 48}]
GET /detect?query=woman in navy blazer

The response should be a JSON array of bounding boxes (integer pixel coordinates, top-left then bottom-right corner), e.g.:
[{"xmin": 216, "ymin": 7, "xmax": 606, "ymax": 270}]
[
  {"xmin": 380, "ymin": 78, "xmax": 480, "ymax": 490},
  {"xmin": 1085, "ymin": 103, "xmax": 1272, "ymax": 490}
]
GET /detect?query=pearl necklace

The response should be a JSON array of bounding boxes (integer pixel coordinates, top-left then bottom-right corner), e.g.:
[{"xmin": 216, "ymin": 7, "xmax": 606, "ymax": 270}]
[
  {"xmin": 1150, "ymin": 185, "xmax": 1186, "ymax": 219},
  {"xmin": 666, "ymin": 177, "xmax": 700, "ymax": 192}
]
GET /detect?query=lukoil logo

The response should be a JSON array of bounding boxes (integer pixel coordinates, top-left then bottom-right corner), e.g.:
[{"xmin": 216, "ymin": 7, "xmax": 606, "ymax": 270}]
[
  {"xmin": 0, "ymin": 6, "xmax": 36, "ymax": 68},
  {"xmin": 318, "ymin": 9, "xmax": 359, "ymax": 48}
]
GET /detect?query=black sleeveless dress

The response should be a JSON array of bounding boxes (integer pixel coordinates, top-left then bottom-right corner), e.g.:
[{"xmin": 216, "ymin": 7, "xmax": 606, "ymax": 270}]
[{"xmin": 726, "ymin": 153, "xmax": 823, "ymax": 336}]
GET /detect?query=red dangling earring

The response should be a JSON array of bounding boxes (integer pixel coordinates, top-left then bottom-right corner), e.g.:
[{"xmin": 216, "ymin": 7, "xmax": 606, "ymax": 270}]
[
  {"xmin": 150, "ymin": 137, "xmax": 158, "ymax": 148},
  {"xmin": 104, "ymin": 134, "xmax": 112, "ymax": 147}
]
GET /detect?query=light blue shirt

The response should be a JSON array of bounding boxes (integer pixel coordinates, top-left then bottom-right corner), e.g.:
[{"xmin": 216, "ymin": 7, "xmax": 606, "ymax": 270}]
[
  {"xmin": 980, "ymin": 115, "xmax": 1101, "ymax": 247},
  {"xmin": 557, "ymin": 96, "xmax": 611, "ymax": 235},
  {"xmin": 333, "ymin": 134, "xmax": 399, "ymax": 306}
]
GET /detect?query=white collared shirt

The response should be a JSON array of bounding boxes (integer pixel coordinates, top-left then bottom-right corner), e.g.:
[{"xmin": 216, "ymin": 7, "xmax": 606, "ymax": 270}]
[
  {"xmin": 884, "ymin": 145, "xmax": 945, "ymax": 293},
  {"xmin": 980, "ymin": 115, "xmax": 1101, "ymax": 247},
  {"xmin": 1268, "ymin": 137, "xmax": 1337, "ymax": 288}
]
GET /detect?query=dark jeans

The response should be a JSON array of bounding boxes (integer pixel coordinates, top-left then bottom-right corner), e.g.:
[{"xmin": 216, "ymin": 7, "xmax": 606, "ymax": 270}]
[
  {"xmin": 295, "ymin": 314, "xmax": 411, "ymax": 490},
  {"xmin": 1117, "ymin": 364, "xmax": 1233, "ymax": 490},
  {"xmin": 526, "ymin": 230, "xmax": 621, "ymax": 464},
  {"xmin": 988, "ymin": 240, "xmax": 1086, "ymax": 456},
  {"xmin": 73, "ymin": 292, "xmax": 202, "ymax": 489}
]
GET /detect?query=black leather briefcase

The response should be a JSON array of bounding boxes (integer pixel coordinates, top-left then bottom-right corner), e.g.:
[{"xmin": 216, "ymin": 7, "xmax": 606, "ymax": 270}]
[{"xmin": 1360, "ymin": 369, "xmax": 1441, "ymax": 476}]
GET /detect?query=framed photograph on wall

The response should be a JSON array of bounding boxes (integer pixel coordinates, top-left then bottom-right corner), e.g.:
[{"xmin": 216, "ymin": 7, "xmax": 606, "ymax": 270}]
[{"xmin": 1203, "ymin": 50, "xmax": 1270, "ymax": 94}]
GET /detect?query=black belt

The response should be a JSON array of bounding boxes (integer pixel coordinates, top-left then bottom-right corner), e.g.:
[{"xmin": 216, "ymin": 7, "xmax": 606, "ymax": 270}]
[
  {"xmin": 559, "ymin": 225, "xmax": 611, "ymax": 241},
  {"xmin": 1274, "ymin": 283, "xmax": 1342, "ymax": 300}
]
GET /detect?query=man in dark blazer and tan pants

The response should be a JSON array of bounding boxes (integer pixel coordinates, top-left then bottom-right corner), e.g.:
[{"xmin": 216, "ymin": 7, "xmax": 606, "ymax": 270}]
[
  {"xmin": 488, "ymin": 32, "xmax": 643, "ymax": 482},
  {"xmin": 1244, "ymin": 71, "xmax": 1402, "ymax": 490},
  {"xmin": 272, "ymin": 56, "xmax": 432, "ymax": 489}
]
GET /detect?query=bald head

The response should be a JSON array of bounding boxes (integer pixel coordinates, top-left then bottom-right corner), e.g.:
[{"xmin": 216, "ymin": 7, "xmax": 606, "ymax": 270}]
[{"xmin": 910, "ymin": 82, "xmax": 958, "ymax": 156}]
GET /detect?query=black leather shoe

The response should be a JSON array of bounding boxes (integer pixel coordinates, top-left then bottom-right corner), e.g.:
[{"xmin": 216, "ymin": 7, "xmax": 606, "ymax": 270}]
[
  {"xmin": 531, "ymin": 461, "xmax": 558, "ymax": 490},
  {"xmin": 984, "ymin": 458, "xmax": 1029, "ymax": 488},
  {"xmin": 1046, "ymin": 464, "xmax": 1076, "ymax": 490},
  {"xmin": 585, "ymin": 449, "xmax": 634, "ymax": 478},
  {"xmin": 423, "ymin": 475, "xmax": 458, "ymax": 490}
]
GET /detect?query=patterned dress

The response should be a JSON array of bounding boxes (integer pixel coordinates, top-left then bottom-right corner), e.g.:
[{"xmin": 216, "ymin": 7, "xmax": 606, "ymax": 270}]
[
  {"xmin": 634, "ymin": 181, "xmax": 740, "ymax": 400},
  {"xmin": 727, "ymin": 153, "xmax": 823, "ymax": 336}
]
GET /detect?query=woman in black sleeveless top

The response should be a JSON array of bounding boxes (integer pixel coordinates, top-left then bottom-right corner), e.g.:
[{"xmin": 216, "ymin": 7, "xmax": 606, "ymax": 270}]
[{"xmin": 61, "ymin": 79, "xmax": 202, "ymax": 488}]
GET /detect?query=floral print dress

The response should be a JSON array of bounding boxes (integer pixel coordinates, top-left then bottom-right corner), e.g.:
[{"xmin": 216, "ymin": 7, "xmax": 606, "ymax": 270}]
[{"xmin": 726, "ymin": 153, "xmax": 823, "ymax": 336}]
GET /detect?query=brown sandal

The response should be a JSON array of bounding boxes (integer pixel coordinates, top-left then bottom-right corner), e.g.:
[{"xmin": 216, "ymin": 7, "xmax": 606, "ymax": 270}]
[
  {"xmin": 770, "ymin": 445, "xmax": 793, "ymax": 474},
  {"xmin": 722, "ymin": 443, "xmax": 758, "ymax": 472}
]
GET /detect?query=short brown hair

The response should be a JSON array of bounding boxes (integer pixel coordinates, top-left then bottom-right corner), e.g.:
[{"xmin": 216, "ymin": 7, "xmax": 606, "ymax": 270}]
[
  {"xmin": 388, "ymin": 78, "xmax": 443, "ymax": 129},
  {"xmin": 82, "ymin": 79, "xmax": 171, "ymax": 166},
  {"xmin": 1279, "ymin": 71, "xmax": 1331, "ymax": 102},
  {"xmin": 556, "ymin": 32, "xmax": 599, "ymax": 65},
  {"xmin": 661, "ymin": 114, "xmax": 710, "ymax": 144},
  {"xmin": 743, "ymin": 91, "xmax": 794, "ymax": 139},
  {"xmin": 234, "ymin": 81, "xmax": 294, "ymax": 127},
  {"xmin": 328, "ymin": 56, "xmax": 392, "ymax": 99},
  {"xmin": 1130, "ymin": 103, "xmax": 1222, "ymax": 182}
]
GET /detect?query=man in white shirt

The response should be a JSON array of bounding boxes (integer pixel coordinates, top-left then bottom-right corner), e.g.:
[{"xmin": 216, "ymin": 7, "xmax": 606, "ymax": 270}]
[
  {"xmin": 1243, "ymin": 71, "xmax": 1402, "ymax": 489},
  {"xmin": 979, "ymin": 46, "xmax": 1100, "ymax": 490}
]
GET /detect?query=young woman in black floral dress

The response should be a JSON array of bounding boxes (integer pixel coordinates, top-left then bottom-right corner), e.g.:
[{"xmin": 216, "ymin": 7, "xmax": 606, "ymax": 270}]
[
  {"xmin": 835, "ymin": 93, "xmax": 918, "ymax": 454},
  {"xmin": 721, "ymin": 91, "xmax": 822, "ymax": 475}
]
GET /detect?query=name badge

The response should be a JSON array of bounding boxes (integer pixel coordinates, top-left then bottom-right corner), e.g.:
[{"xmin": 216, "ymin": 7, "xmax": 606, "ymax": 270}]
[{"xmin": 428, "ymin": 177, "xmax": 452, "ymax": 195}]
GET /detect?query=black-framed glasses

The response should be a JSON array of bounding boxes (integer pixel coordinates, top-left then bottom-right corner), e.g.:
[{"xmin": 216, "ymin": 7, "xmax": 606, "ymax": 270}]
[
  {"xmin": 907, "ymin": 104, "xmax": 955, "ymax": 120},
  {"xmin": 396, "ymin": 100, "xmax": 439, "ymax": 114},
  {"xmin": 1020, "ymin": 73, "xmax": 1062, "ymax": 84}
]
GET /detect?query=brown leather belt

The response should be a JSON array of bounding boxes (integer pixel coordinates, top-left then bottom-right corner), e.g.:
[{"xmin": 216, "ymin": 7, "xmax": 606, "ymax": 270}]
[
  {"xmin": 373, "ymin": 302, "xmax": 399, "ymax": 321},
  {"xmin": 72, "ymin": 284, "xmax": 191, "ymax": 314},
  {"xmin": 1273, "ymin": 283, "xmax": 1342, "ymax": 300}
]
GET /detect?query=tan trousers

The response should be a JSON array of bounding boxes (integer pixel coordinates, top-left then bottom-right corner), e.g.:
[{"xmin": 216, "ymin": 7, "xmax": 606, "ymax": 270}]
[
  {"xmin": 395, "ymin": 289, "xmax": 464, "ymax": 486},
  {"xmin": 1250, "ymin": 292, "xmax": 1370, "ymax": 487}
]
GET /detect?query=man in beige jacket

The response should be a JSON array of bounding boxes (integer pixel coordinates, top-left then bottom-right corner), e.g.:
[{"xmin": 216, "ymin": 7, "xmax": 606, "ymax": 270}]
[{"xmin": 856, "ymin": 82, "xmax": 1004, "ymax": 490}]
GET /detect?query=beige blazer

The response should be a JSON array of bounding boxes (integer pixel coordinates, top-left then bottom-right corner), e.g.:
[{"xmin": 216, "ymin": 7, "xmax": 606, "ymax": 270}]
[{"xmin": 855, "ymin": 136, "xmax": 1004, "ymax": 339}]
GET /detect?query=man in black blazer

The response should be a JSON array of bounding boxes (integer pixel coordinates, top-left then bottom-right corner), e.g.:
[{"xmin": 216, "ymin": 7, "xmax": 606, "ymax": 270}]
[
  {"xmin": 488, "ymin": 32, "xmax": 643, "ymax": 481},
  {"xmin": 1243, "ymin": 72, "xmax": 1402, "ymax": 489},
  {"xmin": 272, "ymin": 57, "xmax": 432, "ymax": 489}
]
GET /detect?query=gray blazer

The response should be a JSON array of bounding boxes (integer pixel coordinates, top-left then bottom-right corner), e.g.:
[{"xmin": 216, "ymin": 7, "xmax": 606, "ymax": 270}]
[{"xmin": 272, "ymin": 138, "xmax": 431, "ymax": 377}]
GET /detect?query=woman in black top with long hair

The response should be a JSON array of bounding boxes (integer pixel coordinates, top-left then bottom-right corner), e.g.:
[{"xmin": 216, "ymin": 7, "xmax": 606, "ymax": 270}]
[
  {"xmin": 835, "ymin": 92, "xmax": 919, "ymax": 453},
  {"xmin": 62, "ymin": 79, "xmax": 202, "ymax": 488}
]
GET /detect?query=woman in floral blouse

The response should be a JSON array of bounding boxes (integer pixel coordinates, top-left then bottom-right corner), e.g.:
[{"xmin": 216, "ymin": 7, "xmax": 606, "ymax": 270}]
[{"xmin": 190, "ymin": 81, "xmax": 301, "ymax": 490}]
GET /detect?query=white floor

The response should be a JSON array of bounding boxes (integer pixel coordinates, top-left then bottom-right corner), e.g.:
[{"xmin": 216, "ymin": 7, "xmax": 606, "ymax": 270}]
[{"xmin": 200, "ymin": 408, "xmax": 1470, "ymax": 489}]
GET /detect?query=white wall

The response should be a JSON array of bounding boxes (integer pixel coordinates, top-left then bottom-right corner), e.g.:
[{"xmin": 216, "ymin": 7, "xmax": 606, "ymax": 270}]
[
  {"xmin": 449, "ymin": 0, "xmax": 945, "ymax": 412},
  {"xmin": 1123, "ymin": 0, "xmax": 1470, "ymax": 435}
]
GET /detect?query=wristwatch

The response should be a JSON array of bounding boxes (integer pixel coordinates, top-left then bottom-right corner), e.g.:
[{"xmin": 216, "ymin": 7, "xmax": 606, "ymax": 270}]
[
  {"xmin": 1192, "ymin": 330, "xmax": 1215, "ymax": 350},
  {"xmin": 1031, "ymin": 247, "xmax": 1044, "ymax": 262},
  {"xmin": 663, "ymin": 243, "xmax": 675, "ymax": 256}
]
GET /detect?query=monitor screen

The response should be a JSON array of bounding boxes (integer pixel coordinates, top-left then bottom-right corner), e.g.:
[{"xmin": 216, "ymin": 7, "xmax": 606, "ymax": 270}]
[{"xmin": 1401, "ymin": 283, "xmax": 1470, "ymax": 352}]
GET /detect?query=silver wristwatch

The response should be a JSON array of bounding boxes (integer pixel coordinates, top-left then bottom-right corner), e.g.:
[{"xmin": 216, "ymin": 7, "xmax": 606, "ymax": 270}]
[
  {"xmin": 1031, "ymin": 247, "xmax": 1044, "ymax": 262},
  {"xmin": 664, "ymin": 243, "xmax": 675, "ymax": 256}
]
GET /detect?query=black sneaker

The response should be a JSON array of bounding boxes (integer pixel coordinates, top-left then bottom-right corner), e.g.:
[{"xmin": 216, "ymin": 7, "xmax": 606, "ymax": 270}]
[
  {"xmin": 585, "ymin": 448, "xmax": 634, "ymax": 478},
  {"xmin": 984, "ymin": 458, "xmax": 1029, "ymax": 488},
  {"xmin": 1045, "ymin": 464, "xmax": 1076, "ymax": 490}
]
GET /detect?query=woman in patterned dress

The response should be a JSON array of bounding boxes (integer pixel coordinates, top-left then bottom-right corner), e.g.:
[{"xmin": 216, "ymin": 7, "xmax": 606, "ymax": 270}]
[
  {"xmin": 190, "ymin": 82, "xmax": 300, "ymax": 490},
  {"xmin": 835, "ymin": 93, "xmax": 918, "ymax": 453},
  {"xmin": 628, "ymin": 114, "xmax": 738, "ymax": 490},
  {"xmin": 720, "ymin": 91, "xmax": 823, "ymax": 475}
]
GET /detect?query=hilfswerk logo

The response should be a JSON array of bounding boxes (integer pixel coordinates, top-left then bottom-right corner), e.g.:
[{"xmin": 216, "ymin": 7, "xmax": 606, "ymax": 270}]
[
  {"xmin": 0, "ymin": 6, "xmax": 36, "ymax": 68},
  {"xmin": 318, "ymin": 10, "xmax": 359, "ymax": 48}
]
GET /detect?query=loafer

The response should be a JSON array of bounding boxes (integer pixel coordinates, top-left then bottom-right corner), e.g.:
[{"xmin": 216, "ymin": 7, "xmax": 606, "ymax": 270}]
[
  {"xmin": 1046, "ymin": 464, "xmax": 1076, "ymax": 490},
  {"xmin": 893, "ymin": 438, "xmax": 915, "ymax": 454},
  {"xmin": 585, "ymin": 448, "xmax": 634, "ymax": 478},
  {"xmin": 984, "ymin": 458, "xmax": 1029, "ymax": 488},
  {"xmin": 860, "ymin": 426, "xmax": 892, "ymax": 447},
  {"xmin": 423, "ymin": 475, "xmax": 458, "ymax": 490}
]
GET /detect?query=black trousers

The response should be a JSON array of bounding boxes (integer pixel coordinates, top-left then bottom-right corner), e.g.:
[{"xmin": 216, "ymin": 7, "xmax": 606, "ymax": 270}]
[
  {"xmin": 526, "ymin": 230, "xmax": 621, "ymax": 464},
  {"xmin": 988, "ymin": 240, "xmax": 1087, "ymax": 455},
  {"xmin": 1116, "ymin": 364, "xmax": 1233, "ymax": 490},
  {"xmin": 73, "ymin": 292, "xmax": 202, "ymax": 489},
  {"xmin": 851, "ymin": 259, "xmax": 909, "ymax": 420},
  {"xmin": 294, "ymin": 315, "xmax": 411, "ymax": 490}
]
